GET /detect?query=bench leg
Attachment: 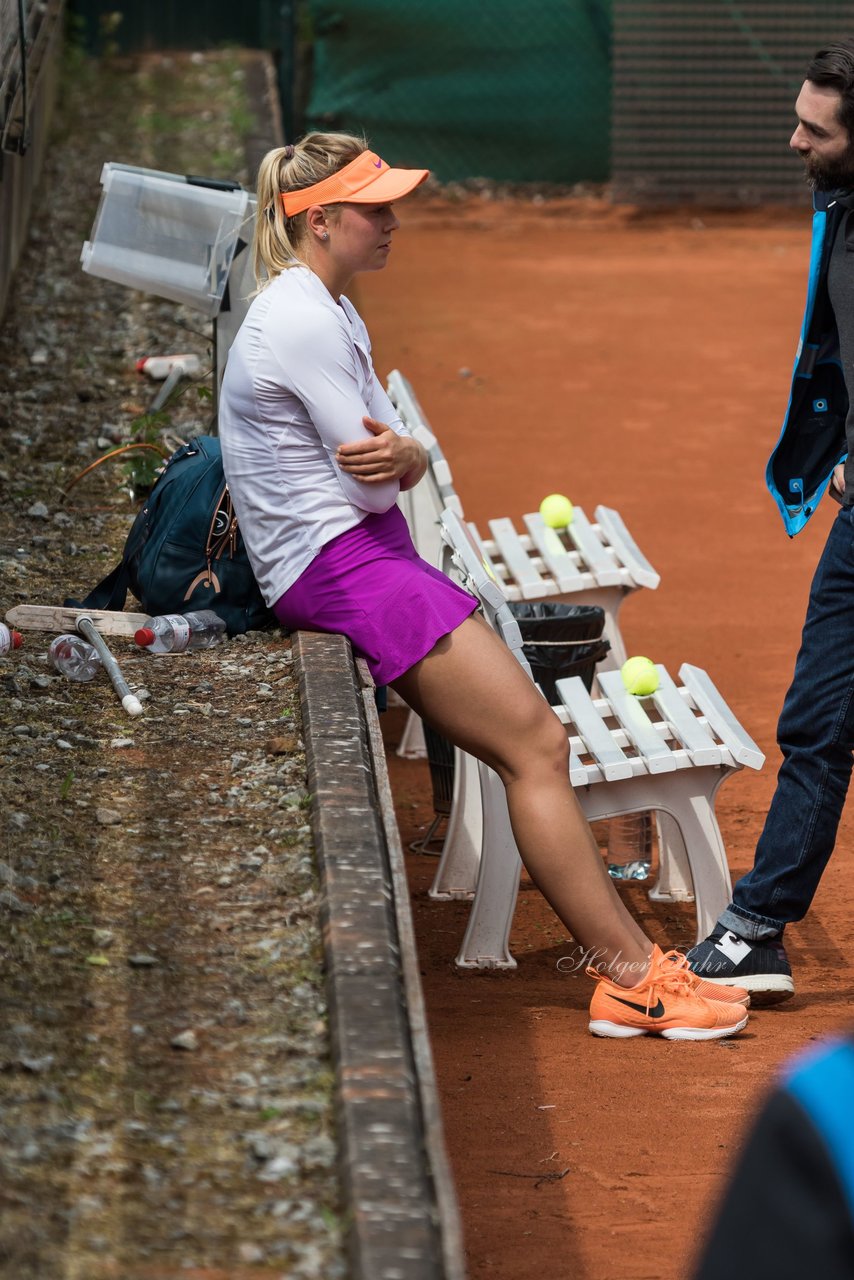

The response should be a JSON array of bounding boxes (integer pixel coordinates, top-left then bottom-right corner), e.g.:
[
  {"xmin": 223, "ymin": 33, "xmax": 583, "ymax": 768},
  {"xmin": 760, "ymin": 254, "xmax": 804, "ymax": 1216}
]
[
  {"xmin": 454, "ymin": 761, "xmax": 521, "ymax": 969},
  {"xmin": 430, "ymin": 747, "xmax": 481, "ymax": 901},
  {"xmin": 600, "ymin": 604, "xmax": 627, "ymax": 671},
  {"xmin": 577, "ymin": 769, "xmax": 734, "ymax": 945},
  {"xmin": 649, "ymin": 811, "xmax": 695, "ymax": 904},
  {"xmin": 650, "ymin": 774, "xmax": 733, "ymax": 943}
]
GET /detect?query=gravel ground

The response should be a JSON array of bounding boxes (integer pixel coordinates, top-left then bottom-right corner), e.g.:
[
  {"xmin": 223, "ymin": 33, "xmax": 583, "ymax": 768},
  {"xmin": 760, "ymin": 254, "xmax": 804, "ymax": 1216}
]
[{"xmin": 0, "ymin": 47, "xmax": 345, "ymax": 1280}]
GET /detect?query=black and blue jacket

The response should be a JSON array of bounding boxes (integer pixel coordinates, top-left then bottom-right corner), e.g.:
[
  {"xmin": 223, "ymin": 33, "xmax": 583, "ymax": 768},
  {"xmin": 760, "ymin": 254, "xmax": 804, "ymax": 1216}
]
[
  {"xmin": 767, "ymin": 190, "xmax": 849, "ymax": 535},
  {"xmin": 694, "ymin": 1034, "xmax": 854, "ymax": 1279}
]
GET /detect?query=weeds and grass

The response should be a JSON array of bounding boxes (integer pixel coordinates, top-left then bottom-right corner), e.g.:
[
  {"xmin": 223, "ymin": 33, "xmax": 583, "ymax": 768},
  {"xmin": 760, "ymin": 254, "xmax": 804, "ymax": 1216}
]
[
  {"xmin": 320, "ymin": 1205, "xmax": 348, "ymax": 1235},
  {"xmin": 51, "ymin": 910, "xmax": 93, "ymax": 925},
  {"xmin": 277, "ymin": 830, "xmax": 306, "ymax": 849},
  {"xmin": 124, "ymin": 46, "xmax": 253, "ymax": 182},
  {"xmin": 65, "ymin": 376, "xmax": 217, "ymax": 500},
  {"xmin": 59, "ymin": 27, "xmax": 254, "ymax": 184}
]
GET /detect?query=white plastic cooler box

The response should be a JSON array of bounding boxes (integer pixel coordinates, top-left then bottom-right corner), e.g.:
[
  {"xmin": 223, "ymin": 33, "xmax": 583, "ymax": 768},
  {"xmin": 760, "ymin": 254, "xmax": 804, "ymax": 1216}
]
[{"xmin": 80, "ymin": 163, "xmax": 253, "ymax": 319}]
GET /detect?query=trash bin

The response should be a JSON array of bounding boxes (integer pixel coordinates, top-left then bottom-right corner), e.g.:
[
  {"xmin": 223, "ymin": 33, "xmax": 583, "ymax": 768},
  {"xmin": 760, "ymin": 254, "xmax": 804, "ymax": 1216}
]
[{"xmin": 509, "ymin": 602, "xmax": 609, "ymax": 702}]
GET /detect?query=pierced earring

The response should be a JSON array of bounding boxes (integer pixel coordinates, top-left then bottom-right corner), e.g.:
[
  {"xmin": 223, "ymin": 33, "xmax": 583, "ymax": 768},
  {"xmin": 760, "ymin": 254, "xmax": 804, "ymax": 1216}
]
[{"xmin": 321, "ymin": 231, "xmax": 330, "ymax": 241}]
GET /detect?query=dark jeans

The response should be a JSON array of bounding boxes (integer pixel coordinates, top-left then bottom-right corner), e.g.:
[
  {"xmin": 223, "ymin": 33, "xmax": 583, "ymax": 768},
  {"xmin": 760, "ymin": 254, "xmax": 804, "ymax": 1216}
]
[{"xmin": 722, "ymin": 505, "xmax": 854, "ymax": 940}]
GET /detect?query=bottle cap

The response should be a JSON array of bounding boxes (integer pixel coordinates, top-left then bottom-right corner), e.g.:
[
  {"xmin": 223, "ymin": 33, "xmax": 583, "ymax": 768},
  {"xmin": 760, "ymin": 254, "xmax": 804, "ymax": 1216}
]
[{"xmin": 134, "ymin": 627, "xmax": 155, "ymax": 647}]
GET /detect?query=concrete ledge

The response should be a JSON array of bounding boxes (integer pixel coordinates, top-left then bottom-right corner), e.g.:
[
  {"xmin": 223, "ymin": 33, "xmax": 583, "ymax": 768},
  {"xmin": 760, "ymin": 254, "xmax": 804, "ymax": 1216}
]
[{"xmin": 293, "ymin": 630, "xmax": 465, "ymax": 1280}]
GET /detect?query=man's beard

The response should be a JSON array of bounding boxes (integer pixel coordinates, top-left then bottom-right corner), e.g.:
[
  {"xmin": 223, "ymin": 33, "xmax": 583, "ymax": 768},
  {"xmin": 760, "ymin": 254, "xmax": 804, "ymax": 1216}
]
[{"xmin": 804, "ymin": 138, "xmax": 854, "ymax": 191}]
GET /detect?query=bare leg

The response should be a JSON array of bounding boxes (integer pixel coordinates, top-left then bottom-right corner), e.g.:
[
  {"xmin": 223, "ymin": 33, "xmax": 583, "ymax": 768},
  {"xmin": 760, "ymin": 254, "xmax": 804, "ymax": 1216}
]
[{"xmin": 392, "ymin": 615, "xmax": 652, "ymax": 986}]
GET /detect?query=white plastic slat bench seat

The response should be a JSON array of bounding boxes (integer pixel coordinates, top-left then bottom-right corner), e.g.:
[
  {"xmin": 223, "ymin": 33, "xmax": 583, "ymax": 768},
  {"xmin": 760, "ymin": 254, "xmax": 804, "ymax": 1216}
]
[
  {"xmin": 593, "ymin": 670, "xmax": 680, "ymax": 775},
  {"xmin": 557, "ymin": 504, "xmax": 623, "ymax": 587},
  {"xmin": 487, "ymin": 517, "xmax": 554, "ymax": 600},
  {"xmin": 521, "ymin": 512, "xmax": 588, "ymax": 592},
  {"xmin": 433, "ymin": 506, "xmax": 764, "ymax": 969},
  {"xmin": 593, "ymin": 505, "xmax": 660, "ymax": 591},
  {"xmin": 555, "ymin": 676, "xmax": 637, "ymax": 781},
  {"xmin": 387, "ymin": 368, "xmax": 661, "ymax": 762}
]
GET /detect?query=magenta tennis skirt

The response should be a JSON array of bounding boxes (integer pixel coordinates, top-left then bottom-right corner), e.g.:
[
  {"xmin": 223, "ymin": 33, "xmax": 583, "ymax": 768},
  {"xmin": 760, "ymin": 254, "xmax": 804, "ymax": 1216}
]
[{"xmin": 273, "ymin": 505, "xmax": 478, "ymax": 685}]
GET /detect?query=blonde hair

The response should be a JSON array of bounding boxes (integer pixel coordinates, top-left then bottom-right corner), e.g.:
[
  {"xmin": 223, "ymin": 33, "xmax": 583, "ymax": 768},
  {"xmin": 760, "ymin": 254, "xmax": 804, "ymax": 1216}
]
[{"xmin": 253, "ymin": 131, "xmax": 368, "ymax": 285}]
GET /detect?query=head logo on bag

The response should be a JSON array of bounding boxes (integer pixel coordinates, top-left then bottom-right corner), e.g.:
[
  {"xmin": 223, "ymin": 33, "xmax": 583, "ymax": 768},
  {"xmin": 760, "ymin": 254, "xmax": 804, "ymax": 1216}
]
[
  {"xmin": 66, "ymin": 436, "xmax": 274, "ymax": 637},
  {"xmin": 184, "ymin": 568, "xmax": 222, "ymax": 599}
]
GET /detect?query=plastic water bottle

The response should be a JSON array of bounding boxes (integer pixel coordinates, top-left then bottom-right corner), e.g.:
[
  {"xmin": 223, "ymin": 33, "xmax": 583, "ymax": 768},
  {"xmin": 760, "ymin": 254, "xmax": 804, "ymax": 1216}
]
[
  {"xmin": 48, "ymin": 634, "xmax": 102, "ymax": 682},
  {"xmin": 134, "ymin": 609, "xmax": 226, "ymax": 654},
  {"xmin": 0, "ymin": 623, "xmax": 22, "ymax": 654},
  {"xmin": 606, "ymin": 813, "xmax": 653, "ymax": 881},
  {"xmin": 136, "ymin": 353, "xmax": 202, "ymax": 380}
]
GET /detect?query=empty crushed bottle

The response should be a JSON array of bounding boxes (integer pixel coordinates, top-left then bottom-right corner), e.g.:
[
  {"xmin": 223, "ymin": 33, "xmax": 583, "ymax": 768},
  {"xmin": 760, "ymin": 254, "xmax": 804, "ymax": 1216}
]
[
  {"xmin": 0, "ymin": 623, "xmax": 23, "ymax": 655},
  {"xmin": 608, "ymin": 859, "xmax": 652, "ymax": 882},
  {"xmin": 48, "ymin": 634, "xmax": 102, "ymax": 682},
  {"xmin": 134, "ymin": 609, "xmax": 226, "ymax": 654}
]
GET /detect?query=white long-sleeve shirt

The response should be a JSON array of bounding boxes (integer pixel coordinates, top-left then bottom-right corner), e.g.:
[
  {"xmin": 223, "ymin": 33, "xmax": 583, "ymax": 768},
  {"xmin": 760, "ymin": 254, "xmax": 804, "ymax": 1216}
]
[{"xmin": 218, "ymin": 265, "xmax": 410, "ymax": 605}]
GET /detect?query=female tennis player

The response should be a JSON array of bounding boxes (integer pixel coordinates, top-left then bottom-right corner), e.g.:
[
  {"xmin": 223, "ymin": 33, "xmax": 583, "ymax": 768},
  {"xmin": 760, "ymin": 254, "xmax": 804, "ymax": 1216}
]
[{"xmin": 218, "ymin": 132, "xmax": 748, "ymax": 1040}]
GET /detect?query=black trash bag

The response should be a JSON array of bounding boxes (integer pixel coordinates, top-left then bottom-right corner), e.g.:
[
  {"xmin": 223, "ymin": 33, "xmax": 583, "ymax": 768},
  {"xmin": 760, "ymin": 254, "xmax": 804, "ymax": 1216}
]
[
  {"xmin": 508, "ymin": 601, "xmax": 605, "ymax": 643},
  {"xmin": 509, "ymin": 602, "xmax": 610, "ymax": 701}
]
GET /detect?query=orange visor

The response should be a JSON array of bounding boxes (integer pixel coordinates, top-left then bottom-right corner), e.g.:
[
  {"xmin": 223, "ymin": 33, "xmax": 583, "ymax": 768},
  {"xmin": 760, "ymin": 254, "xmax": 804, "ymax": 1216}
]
[{"xmin": 281, "ymin": 150, "xmax": 429, "ymax": 217}]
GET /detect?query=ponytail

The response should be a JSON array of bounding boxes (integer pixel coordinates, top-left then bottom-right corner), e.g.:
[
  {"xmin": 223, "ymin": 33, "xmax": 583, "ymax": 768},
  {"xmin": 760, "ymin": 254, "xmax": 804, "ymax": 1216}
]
[{"xmin": 253, "ymin": 131, "xmax": 368, "ymax": 286}]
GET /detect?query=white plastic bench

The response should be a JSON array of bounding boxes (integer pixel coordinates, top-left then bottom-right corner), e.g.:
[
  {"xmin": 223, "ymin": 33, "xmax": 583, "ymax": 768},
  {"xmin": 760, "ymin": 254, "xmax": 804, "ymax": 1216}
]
[
  {"xmin": 434, "ymin": 507, "xmax": 764, "ymax": 969},
  {"xmin": 389, "ymin": 368, "xmax": 659, "ymax": 762}
]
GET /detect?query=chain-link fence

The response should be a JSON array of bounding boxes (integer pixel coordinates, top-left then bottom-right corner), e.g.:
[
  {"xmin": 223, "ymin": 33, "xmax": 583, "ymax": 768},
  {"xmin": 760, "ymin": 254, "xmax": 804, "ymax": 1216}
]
[
  {"xmin": 1, "ymin": 0, "xmax": 62, "ymax": 153},
  {"xmin": 69, "ymin": 0, "xmax": 265, "ymax": 55},
  {"xmin": 612, "ymin": 1, "xmax": 852, "ymax": 205},
  {"xmin": 301, "ymin": 0, "xmax": 613, "ymax": 185},
  {"xmin": 2, "ymin": 0, "xmax": 33, "ymax": 151},
  {"xmin": 0, "ymin": 0, "xmax": 63, "ymax": 319}
]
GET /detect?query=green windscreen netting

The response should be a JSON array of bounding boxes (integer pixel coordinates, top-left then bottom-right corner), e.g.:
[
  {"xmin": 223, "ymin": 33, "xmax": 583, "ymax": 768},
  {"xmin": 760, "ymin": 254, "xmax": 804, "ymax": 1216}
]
[{"xmin": 304, "ymin": 0, "xmax": 612, "ymax": 184}]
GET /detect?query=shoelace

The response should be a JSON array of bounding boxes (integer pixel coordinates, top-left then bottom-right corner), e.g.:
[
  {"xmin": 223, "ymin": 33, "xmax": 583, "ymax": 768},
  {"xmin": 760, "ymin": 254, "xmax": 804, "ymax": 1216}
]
[
  {"xmin": 653, "ymin": 950, "xmax": 700, "ymax": 996},
  {"xmin": 660, "ymin": 949, "xmax": 699, "ymax": 983}
]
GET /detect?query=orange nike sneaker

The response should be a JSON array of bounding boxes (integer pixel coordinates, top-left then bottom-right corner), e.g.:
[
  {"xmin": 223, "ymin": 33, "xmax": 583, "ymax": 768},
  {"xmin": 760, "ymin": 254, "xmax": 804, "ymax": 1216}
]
[
  {"xmin": 588, "ymin": 945, "xmax": 748, "ymax": 1040},
  {"xmin": 661, "ymin": 948, "xmax": 750, "ymax": 1007}
]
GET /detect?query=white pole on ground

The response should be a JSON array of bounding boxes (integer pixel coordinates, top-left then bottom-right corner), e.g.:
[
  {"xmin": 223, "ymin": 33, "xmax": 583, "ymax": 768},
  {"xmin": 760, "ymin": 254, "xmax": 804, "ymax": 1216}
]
[{"xmin": 76, "ymin": 615, "xmax": 144, "ymax": 717}]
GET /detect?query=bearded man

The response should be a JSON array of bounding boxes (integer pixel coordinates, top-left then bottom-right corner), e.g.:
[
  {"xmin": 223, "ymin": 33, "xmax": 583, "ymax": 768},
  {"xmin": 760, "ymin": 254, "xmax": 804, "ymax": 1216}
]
[{"xmin": 688, "ymin": 39, "xmax": 854, "ymax": 1000}]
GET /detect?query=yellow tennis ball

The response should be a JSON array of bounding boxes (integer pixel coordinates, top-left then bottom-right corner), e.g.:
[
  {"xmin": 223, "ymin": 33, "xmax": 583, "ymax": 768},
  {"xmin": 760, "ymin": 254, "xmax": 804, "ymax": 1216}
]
[
  {"xmin": 539, "ymin": 493, "xmax": 574, "ymax": 528},
  {"xmin": 621, "ymin": 655, "xmax": 659, "ymax": 696}
]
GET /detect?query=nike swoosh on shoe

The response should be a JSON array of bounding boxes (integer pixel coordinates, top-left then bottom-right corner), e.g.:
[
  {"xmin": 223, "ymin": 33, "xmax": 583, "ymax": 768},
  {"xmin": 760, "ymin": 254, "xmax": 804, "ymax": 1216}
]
[{"xmin": 610, "ymin": 995, "xmax": 666, "ymax": 1018}]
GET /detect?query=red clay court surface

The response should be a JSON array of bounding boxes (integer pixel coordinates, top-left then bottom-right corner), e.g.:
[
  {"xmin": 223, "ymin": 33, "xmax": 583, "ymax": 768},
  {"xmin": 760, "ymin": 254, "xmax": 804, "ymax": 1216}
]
[{"xmin": 354, "ymin": 195, "xmax": 854, "ymax": 1280}]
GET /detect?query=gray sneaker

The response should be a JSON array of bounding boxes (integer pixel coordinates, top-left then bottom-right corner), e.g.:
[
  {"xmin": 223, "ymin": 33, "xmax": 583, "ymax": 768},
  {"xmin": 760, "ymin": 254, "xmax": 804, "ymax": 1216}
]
[{"xmin": 685, "ymin": 923, "xmax": 794, "ymax": 1000}]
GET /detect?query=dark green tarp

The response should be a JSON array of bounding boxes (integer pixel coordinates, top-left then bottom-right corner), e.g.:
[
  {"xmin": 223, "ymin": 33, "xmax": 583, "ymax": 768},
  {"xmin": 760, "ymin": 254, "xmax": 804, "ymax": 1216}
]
[{"xmin": 305, "ymin": 0, "xmax": 612, "ymax": 183}]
